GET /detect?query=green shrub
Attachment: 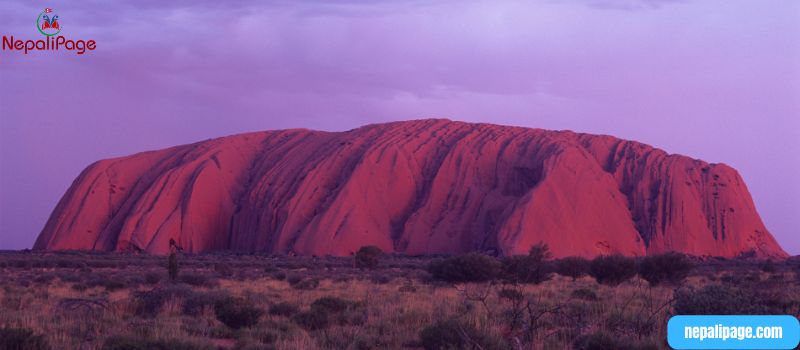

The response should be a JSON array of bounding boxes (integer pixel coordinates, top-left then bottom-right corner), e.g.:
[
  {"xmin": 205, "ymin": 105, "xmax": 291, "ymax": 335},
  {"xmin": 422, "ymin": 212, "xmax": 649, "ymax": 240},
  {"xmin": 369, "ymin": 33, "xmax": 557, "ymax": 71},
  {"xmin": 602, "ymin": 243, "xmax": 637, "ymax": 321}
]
[
  {"xmin": 56, "ymin": 272, "xmax": 82, "ymax": 283},
  {"xmin": 497, "ymin": 288, "xmax": 524, "ymax": 302},
  {"xmin": 760, "ymin": 260, "xmax": 777, "ymax": 273},
  {"xmin": 311, "ymin": 297, "xmax": 352, "ymax": 313},
  {"xmin": 292, "ymin": 296, "xmax": 361, "ymax": 331},
  {"xmin": 32, "ymin": 274, "xmax": 55, "ymax": 285},
  {"xmin": 214, "ymin": 263, "xmax": 233, "ymax": 276},
  {"xmin": 286, "ymin": 273, "xmax": 303, "ymax": 285},
  {"xmin": 572, "ymin": 332, "xmax": 659, "ymax": 350},
  {"xmin": 102, "ymin": 278, "xmax": 127, "ymax": 291},
  {"xmin": 638, "ymin": 253, "xmax": 693, "ymax": 286},
  {"xmin": 419, "ymin": 320, "xmax": 478, "ymax": 350},
  {"xmin": 589, "ymin": 255, "xmax": 637, "ymax": 286},
  {"xmin": 427, "ymin": 253, "xmax": 501, "ymax": 283},
  {"xmin": 555, "ymin": 257, "xmax": 591, "ymax": 281},
  {"xmin": 572, "ymin": 332, "xmax": 617, "ymax": 350},
  {"xmin": 370, "ymin": 274, "xmax": 392, "ymax": 284},
  {"xmin": 399, "ymin": 284, "xmax": 417, "ymax": 293},
  {"xmin": 0, "ymin": 327, "xmax": 50, "ymax": 350},
  {"xmin": 101, "ymin": 335, "xmax": 212, "ymax": 350},
  {"xmin": 268, "ymin": 302, "xmax": 299, "ymax": 317},
  {"xmin": 179, "ymin": 272, "xmax": 216, "ymax": 287},
  {"xmin": 134, "ymin": 284, "xmax": 193, "ymax": 317},
  {"xmin": 355, "ymin": 246, "xmax": 383, "ymax": 269},
  {"xmin": 233, "ymin": 341, "xmax": 276, "ymax": 350},
  {"xmin": 144, "ymin": 272, "xmax": 162, "ymax": 285},
  {"xmin": 291, "ymin": 278, "xmax": 320, "ymax": 290},
  {"xmin": 182, "ymin": 291, "xmax": 224, "ymax": 316},
  {"xmin": 419, "ymin": 320, "xmax": 507, "ymax": 350},
  {"xmin": 570, "ymin": 288, "xmax": 598, "ymax": 301},
  {"xmin": 673, "ymin": 284, "xmax": 797, "ymax": 315},
  {"xmin": 214, "ymin": 297, "xmax": 264, "ymax": 329},
  {"xmin": 271, "ymin": 271, "xmax": 286, "ymax": 281},
  {"xmin": 292, "ymin": 309, "xmax": 330, "ymax": 331}
]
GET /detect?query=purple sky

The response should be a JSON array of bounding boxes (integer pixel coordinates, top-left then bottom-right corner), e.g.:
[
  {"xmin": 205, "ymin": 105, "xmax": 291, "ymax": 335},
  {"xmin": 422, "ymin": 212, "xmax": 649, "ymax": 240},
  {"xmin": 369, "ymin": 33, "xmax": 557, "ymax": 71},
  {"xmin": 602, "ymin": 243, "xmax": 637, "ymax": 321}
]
[{"xmin": 1, "ymin": 0, "xmax": 798, "ymax": 254}]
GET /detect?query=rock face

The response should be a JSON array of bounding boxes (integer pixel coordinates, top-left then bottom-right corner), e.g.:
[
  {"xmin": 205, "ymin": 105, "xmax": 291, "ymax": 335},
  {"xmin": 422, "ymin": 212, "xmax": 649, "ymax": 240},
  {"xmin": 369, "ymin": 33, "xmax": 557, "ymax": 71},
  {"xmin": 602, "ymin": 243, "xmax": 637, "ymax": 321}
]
[{"xmin": 34, "ymin": 119, "xmax": 786, "ymax": 258}]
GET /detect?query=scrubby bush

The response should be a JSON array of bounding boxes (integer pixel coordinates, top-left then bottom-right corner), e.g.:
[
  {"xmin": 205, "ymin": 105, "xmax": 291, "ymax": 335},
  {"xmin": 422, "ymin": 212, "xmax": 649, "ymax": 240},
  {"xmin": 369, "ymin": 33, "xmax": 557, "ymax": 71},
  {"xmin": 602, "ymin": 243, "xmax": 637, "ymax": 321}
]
[
  {"xmin": 419, "ymin": 320, "xmax": 477, "ymax": 350},
  {"xmin": 291, "ymin": 278, "xmax": 320, "ymax": 290},
  {"xmin": 572, "ymin": 332, "xmax": 659, "ymax": 350},
  {"xmin": 179, "ymin": 272, "xmax": 216, "ymax": 287},
  {"xmin": 102, "ymin": 278, "xmax": 127, "ymax": 291},
  {"xmin": 570, "ymin": 288, "xmax": 598, "ymax": 301},
  {"xmin": 399, "ymin": 284, "xmax": 417, "ymax": 293},
  {"xmin": 214, "ymin": 297, "xmax": 263, "ymax": 329},
  {"xmin": 638, "ymin": 252, "xmax": 693, "ymax": 286},
  {"xmin": 0, "ymin": 327, "xmax": 50, "ymax": 350},
  {"xmin": 286, "ymin": 273, "xmax": 303, "ymax": 285},
  {"xmin": 497, "ymin": 288, "xmax": 524, "ymax": 302},
  {"xmin": 572, "ymin": 332, "xmax": 618, "ymax": 350},
  {"xmin": 555, "ymin": 257, "xmax": 591, "ymax": 281},
  {"xmin": 182, "ymin": 291, "xmax": 224, "ymax": 316},
  {"xmin": 269, "ymin": 302, "xmax": 299, "ymax": 317},
  {"xmin": 292, "ymin": 296, "xmax": 361, "ymax": 331},
  {"xmin": 355, "ymin": 246, "xmax": 383, "ymax": 269},
  {"xmin": 589, "ymin": 255, "xmax": 637, "ymax": 286},
  {"xmin": 427, "ymin": 253, "xmax": 501, "ymax": 283},
  {"xmin": 32, "ymin": 274, "xmax": 55, "ymax": 285},
  {"xmin": 134, "ymin": 284, "xmax": 193, "ymax": 317},
  {"xmin": 271, "ymin": 271, "xmax": 286, "ymax": 281},
  {"xmin": 214, "ymin": 263, "xmax": 233, "ymax": 276},
  {"xmin": 293, "ymin": 309, "xmax": 330, "ymax": 331},
  {"xmin": 419, "ymin": 320, "xmax": 508, "ymax": 350},
  {"xmin": 144, "ymin": 272, "xmax": 162, "ymax": 285},
  {"xmin": 673, "ymin": 284, "xmax": 798, "ymax": 315},
  {"xmin": 370, "ymin": 274, "xmax": 392, "ymax": 284},
  {"xmin": 101, "ymin": 335, "xmax": 212, "ymax": 350},
  {"xmin": 311, "ymin": 296, "xmax": 352, "ymax": 313},
  {"xmin": 760, "ymin": 260, "xmax": 777, "ymax": 273}
]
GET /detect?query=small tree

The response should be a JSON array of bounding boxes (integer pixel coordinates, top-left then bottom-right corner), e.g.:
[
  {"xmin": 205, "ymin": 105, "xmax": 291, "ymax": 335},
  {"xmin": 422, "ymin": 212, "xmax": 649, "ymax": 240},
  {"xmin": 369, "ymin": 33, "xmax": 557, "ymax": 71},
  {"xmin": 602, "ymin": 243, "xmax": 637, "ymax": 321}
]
[
  {"xmin": 355, "ymin": 245, "xmax": 383, "ymax": 269},
  {"xmin": 638, "ymin": 252, "xmax": 694, "ymax": 286},
  {"xmin": 168, "ymin": 254, "xmax": 178, "ymax": 281},
  {"xmin": 501, "ymin": 243, "xmax": 552, "ymax": 284},
  {"xmin": 168, "ymin": 238, "xmax": 179, "ymax": 282},
  {"xmin": 589, "ymin": 254, "xmax": 636, "ymax": 286},
  {"xmin": 555, "ymin": 256, "xmax": 591, "ymax": 281}
]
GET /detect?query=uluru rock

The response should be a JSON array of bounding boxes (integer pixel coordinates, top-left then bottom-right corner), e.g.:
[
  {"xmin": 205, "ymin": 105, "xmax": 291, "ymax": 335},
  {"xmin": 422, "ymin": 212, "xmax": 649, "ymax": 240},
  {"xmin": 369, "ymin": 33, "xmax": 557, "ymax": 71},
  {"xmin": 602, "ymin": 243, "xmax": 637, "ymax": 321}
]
[{"xmin": 33, "ymin": 119, "xmax": 786, "ymax": 258}]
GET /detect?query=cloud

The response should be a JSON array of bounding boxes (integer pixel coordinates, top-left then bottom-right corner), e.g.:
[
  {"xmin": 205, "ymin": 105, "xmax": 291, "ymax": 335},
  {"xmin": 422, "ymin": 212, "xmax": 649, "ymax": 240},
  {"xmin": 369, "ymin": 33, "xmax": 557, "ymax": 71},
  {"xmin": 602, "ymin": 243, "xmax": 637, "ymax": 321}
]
[{"xmin": 557, "ymin": 0, "xmax": 687, "ymax": 11}]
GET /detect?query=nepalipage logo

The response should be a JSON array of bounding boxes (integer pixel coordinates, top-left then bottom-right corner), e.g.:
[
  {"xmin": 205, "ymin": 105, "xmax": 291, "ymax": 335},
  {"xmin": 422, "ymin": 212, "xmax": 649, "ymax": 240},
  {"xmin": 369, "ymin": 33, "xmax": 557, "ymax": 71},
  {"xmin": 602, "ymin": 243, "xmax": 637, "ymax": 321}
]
[
  {"xmin": 37, "ymin": 8, "xmax": 62, "ymax": 37},
  {"xmin": 2, "ymin": 7, "xmax": 97, "ymax": 55}
]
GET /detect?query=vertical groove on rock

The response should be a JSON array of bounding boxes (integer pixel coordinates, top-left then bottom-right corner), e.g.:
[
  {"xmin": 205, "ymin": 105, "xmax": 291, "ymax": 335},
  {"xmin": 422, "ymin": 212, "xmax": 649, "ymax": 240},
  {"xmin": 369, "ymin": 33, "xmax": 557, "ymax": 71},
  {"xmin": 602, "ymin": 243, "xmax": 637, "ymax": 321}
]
[{"xmin": 34, "ymin": 120, "xmax": 787, "ymax": 258}]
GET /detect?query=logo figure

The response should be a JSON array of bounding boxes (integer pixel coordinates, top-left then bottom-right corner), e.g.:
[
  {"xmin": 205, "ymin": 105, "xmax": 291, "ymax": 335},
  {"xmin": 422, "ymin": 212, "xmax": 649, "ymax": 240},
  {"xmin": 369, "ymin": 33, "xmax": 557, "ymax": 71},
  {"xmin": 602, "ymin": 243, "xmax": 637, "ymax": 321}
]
[{"xmin": 37, "ymin": 8, "xmax": 61, "ymax": 37}]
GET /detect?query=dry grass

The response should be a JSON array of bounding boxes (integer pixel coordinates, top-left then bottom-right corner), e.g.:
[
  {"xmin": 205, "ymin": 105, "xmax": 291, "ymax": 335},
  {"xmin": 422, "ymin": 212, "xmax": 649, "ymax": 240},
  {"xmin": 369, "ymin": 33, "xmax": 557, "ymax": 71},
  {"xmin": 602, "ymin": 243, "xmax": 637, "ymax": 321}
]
[{"xmin": 0, "ymin": 252, "xmax": 797, "ymax": 349}]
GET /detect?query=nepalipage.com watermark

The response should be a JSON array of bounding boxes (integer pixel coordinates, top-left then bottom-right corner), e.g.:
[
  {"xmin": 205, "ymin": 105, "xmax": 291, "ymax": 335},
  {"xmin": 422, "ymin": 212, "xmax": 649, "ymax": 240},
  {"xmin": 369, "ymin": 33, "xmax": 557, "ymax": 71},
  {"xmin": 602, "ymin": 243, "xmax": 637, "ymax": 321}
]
[
  {"xmin": 684, "ymin": 323, "xmax": 783, "ymax": 341},
  {"xmin": 2, "ymin": 7, "xmax": 96, "ymax": 55},
  {"xmin": 668, "ymin": 315, "xmax": 800, "ymax": 349}
]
